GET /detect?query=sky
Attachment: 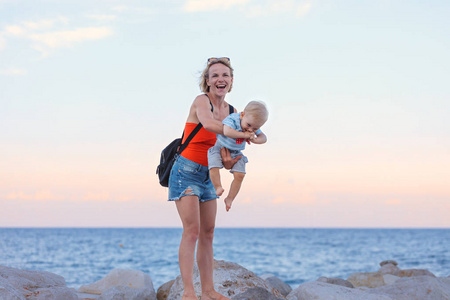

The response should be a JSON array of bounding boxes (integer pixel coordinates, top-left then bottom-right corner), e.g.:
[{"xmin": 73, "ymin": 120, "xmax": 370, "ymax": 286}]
[{"xmin": 1, "ymin": 0, "xmax": 449, "ymax": 228}]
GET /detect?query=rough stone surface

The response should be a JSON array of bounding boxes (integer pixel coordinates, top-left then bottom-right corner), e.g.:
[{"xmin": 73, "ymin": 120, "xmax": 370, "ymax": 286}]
[
  {"xmin": 99, "ymin": 285, "xmax": 156, "ymax": 300},
  {"xmin": 378, "ymin": 263, "xmax": 401, "ymax": 275},
  {"xmin": 156, "ymin": 279, "xmax": 174, "ymax": 300},
  {"xmin": 367, "ymin": 276, "xmax": 450, "ymax": 300},
  {"xmin": 397, "ymin": 269, "xmax": 436, "ymax": 278},
  {"xmin": 286, "ymin": 281, "xmax": 392, "ymax": 300},
  {"xmin": 347, "ymin": 272, "xmax": 386, "ymax": 288},
  {"xmin": 380, "ymin": 260, "xmax": 398, "ymax": 267},
  {"xmin": 0, "ymin": 265, "xmax": 78, "ymax": 300},
  {"xmin": 317, "ymin": 276, "xmax": 354, "ymax": 288},
  {"xmin": 78, "ymin": 269, "xmax": 155, "ymax": 299},
  {"xmin": 377, "ymin": 261, "xmax": 435, "ymax": 278},
  {"xmin": 260, "ymin": 274, "xmax": 292, "ymax": 297},
  {"xmin": 77, "ymin": 292, "xmax": 100, "ymax": 299},
  {"xmin": 167, "ymin": 260, "xmax": 284, "ymax": 300},
  {"xmin": 382, "ymin": 274, "xmax": 401, "ymax": 285},
  {"xmin": 348, "ymin": 260, "xmax": 438, "ymax": 289},
  {"xmin": 231, "ymin": 287, "xmax": 280, "ymax": 300}
]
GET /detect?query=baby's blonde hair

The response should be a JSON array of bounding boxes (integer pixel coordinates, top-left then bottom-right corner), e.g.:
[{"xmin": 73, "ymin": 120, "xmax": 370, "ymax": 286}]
[{"xmin": 244, "ymin": 101, "xmax": 268, "ymax": 123}]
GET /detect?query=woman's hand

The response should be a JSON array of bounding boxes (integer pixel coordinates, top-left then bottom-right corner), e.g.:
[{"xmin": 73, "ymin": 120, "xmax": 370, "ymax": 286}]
[{"xmin": 220, "ymin": 147, "xmax": 242, "ymax": 170}]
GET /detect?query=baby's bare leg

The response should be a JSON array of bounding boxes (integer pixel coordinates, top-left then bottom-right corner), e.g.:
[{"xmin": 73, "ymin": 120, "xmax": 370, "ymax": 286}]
[
  {"xmin": 209, "ymin": 167, "xmax": 224, "ymax": 196},
  {"xmin": 224, "ymin": 172, "xmax": 245, "ymax": 212}
]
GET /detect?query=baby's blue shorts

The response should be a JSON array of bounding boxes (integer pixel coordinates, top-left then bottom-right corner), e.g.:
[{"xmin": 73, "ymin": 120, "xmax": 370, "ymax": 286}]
[{"xmin": 207, "ymin": 142, "xmax": 248, "ymax": 174}]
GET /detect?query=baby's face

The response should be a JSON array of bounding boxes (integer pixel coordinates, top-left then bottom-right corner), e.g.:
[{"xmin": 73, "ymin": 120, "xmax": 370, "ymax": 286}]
[{"xmin": 240, "ymin": 113, "xmax": 265, "ymax": 133}]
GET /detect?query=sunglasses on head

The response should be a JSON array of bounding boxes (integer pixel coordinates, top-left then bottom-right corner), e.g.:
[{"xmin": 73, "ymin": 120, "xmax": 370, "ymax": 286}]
[{"xmin": 207, "ymin": 57, "xmax": 230, "ymax": 64}]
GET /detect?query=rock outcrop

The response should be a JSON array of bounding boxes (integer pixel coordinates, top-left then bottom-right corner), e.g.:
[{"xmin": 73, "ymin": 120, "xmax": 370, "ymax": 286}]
[
  {"xmin": 286, "ymin": 260, "xmax": 450, "ymax": 300},
  {"xmin": 287, "ymin": 281, "xmax": 392, "ymax": 300},
  {"xmin": 78, "ymin": 269, "xmax": 156, "ymax": 300},
  {"xmin": 347, "ymin": 260, "xmax": 436, "ymax": 288},
  {"xmin": 3, "ymin": 259, "xmax": 449, "ymax": 300},
  {"xmin": 167, "ymin": 260, "xmax": 285, "ymax": 299},
  {"xmin": 260, "ymin": 273, "xmax": 293, "ymax": 297},
  {"xmin": 0, "ymin": 265, "xmax": 78, "ymax": 300}
]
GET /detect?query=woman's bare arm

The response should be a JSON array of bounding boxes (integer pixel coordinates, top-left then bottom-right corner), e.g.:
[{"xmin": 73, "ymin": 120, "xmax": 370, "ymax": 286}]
[{"xmin": 193, "ymin": 95, "xmax": 224, "ymax": 135}]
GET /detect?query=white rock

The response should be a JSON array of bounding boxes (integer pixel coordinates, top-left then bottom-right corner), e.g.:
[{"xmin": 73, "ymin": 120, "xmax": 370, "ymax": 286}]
[
  {"xmin": 231, "ymin": 287, "xmax": 279, "ymax": 300},
  {"xmin": 287, "ymin": 281, "xmax": 392, "ymax": 300},
  {"xmin": 347, "ymin": 272, "xmax": 386, "ymax": 288},
  {"xmin": 156, "ymin": 279, "xmax": 174, "ymax": 300},
  {"xmin": 77, "ymin": 292, "xmax": 100, "ymax": 299},
  {"xmin": 167, "ymin": 260, "xmax": 284, "ymax": 300},
  {"xmin": 378, "ymin": 263, "xmax": 401, "ymax": 275},
  {"xmin": 99, "ymin": 285, "xmax": 156, "ymax": 300},
  {"xmin": 0, "ymin": 280, "xmax": 24, "ymax": 300},
  {"xmin": 380, "ymin": 260, "xmax": 398, "ymax": 267},
  {"xmin": 0, "ymin": 265, "xmax": 78, "ymax": 300},
  {"xmin": 78, "ymin": 269, "xmax": 155, "ymax": 299},
  {"xmin": 260, "ymin": 274, "xmax": 292, "ymax": 297},
  {"xmin": 382, "ymin": 274, "xmax": 401, "ymax": 285},
  {"xmin": 317, "ymin": 276, "xmax": 354, "ymax": 288},
  {"xmin": 367, "ymin": 276, "xmax": 450, "ymax": 300}
]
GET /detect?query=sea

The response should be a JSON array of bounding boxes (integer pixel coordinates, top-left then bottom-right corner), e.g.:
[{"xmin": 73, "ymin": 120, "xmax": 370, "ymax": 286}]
[{"xmin": 1, "ymin": 228, "xmax": 449, "ymax": 290}]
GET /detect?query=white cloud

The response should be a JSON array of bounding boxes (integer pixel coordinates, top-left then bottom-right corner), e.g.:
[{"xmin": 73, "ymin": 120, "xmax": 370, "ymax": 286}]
[
  {"xmin": 22, "ymin": 17, "xmax": 69, "ymax": 31},
  {"xmin": 296, "ymin": 1, "xmax": 312, "ymax": 17},
  {"xmin": 0, "ymin": 67, "xmax": 27, "ymax": 75},
  {"xmin": 3, "ymin": 190, "xmax": 60, "ymax": 201},
  {"xmin": 246, "ymin": 0, "xmax": 312, "ymax": 18},
  {"xmin": 29, "ymin": 27, "xmax": 113, "ymax": 49},
  {"xmin": 86, "ymin": 14, "xmax": 117, "ymax": 21},
  {"xmin": 111, "ymin": 5, "xmax": 156, "ymax": 15},
  {"xmin": 183, "ymin": 0, "xmax": 312, "ymax": 17},
  {"xmin": 0, "ymin": 17, "xmax": 114, "ymax": 57},
  {"xmin": 184, "ymin": 0, "xmax": 251, "ymax": 12},
  {"xmin": 112, "ymin": 5, "xmax": 128, "ymax": 12},
  {"xmin": 0, "ymin": 34, "xmax": 5, "ymax": 49},
  {"xmin": 4, "ymin": 24, "xmax": 26, "ymax": 36}
]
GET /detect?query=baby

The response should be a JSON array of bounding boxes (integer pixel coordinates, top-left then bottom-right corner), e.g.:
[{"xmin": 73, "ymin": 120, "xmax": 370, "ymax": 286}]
[{"xmin": 208, "ymin": 100, "xmax": 268, "ymax": 211}]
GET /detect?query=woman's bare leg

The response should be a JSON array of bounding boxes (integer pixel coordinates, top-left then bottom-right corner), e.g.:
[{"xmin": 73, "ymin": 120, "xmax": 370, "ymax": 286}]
[
  {"xmin": 176, "ymin": 195, "xmax": 201, "ymax": 300},
  {"xmin": 197, "ymin": 199, "xmax": 231, "ymax": 300},
  {"xmin": 224, "ymin": 172, "xmax": 245, "ymax": 211}
]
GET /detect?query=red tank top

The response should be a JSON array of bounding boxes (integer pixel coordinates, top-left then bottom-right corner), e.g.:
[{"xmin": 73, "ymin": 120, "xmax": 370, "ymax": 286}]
[{"xmin": 181, "ymin": 122, "xmax": 216, "ymax": 166}]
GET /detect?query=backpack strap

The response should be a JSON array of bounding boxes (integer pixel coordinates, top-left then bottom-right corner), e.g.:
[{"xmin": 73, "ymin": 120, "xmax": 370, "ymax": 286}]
[
  {"xmin": 178, "ymin": 123, "xmax": 202, "ymax": 154},
  {"xmin": 228, "ymin": 104, "xmax": 234, "ymax": 115},
  {"xmin": 178, "ymin": 96, "xmax": 234, "ymax": 155}
]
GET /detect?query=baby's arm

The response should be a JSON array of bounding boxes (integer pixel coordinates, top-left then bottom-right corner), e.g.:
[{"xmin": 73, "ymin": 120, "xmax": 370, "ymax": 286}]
[
  {"xmin": 250, "ymin": 132, "xmax": 267, "ymax": 144},
  {"xmin": 223, "ymin": 125, "xmax": 254, "ymax": 139}
]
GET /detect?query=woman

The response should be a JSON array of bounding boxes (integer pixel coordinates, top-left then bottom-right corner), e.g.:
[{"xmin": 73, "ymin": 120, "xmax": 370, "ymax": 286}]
[{"xmin": 168, "ymin": 57, "xmax": 239, "ymax": 300}]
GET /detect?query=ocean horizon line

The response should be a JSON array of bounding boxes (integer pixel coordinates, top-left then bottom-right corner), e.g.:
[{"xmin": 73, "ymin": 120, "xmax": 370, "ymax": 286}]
[{"xmin": 1, "ymin": 226, "xmax": 449, "ymax": 230}]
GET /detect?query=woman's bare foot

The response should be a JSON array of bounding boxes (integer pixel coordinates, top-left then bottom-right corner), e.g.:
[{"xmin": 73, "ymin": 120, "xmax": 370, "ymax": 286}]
[
  {"xmin": 202, "ymin": 290, "xmax": 231, "ymax": 300},
  {"xmin": 224, "ymin": 197, "xmax": 233, "ymax": 212},
  {"xmin": 216, "ymin": 187, "xmax": 224, "ymax": 197},
  {"xmin": 182, "ymin": 293, "xmax": 199, "ymax": 300}
]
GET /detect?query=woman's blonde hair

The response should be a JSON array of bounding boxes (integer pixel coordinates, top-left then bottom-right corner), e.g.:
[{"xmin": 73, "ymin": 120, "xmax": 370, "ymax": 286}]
[
  {"xmin": 199, "ymin": 58, "xmax": 234, "ymax": 93},
  {"xmin": 244, "ymin": 100, "xmax": 269, "ymax": 123}
]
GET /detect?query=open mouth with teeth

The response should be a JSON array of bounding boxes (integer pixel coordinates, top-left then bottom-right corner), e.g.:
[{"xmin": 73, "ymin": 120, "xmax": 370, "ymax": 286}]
[{"xmin": 216, "ymin": 84, "xmax": 227, "ymax": 90}]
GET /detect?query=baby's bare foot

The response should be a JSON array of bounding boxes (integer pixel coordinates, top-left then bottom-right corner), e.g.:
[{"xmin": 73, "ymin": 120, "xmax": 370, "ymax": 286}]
[
  {"xmin": 224, "ymin": 197, "xmax": 233, "ymax": 212},
  {"xmin": 216, "ymin": 187, "xmax": 224, "ymax": 197}
]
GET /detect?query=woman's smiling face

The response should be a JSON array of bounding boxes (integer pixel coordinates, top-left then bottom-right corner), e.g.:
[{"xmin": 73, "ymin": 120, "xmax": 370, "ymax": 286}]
[{"xmin": 206, "ymin": 63, "xmax": 233, "ymax": 96}]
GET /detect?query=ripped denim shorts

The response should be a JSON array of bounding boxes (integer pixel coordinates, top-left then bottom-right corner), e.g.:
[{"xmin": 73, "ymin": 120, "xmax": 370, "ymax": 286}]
[{"xmin": 168, "ymin": 155, "xmax": 218, "ymax": 202}]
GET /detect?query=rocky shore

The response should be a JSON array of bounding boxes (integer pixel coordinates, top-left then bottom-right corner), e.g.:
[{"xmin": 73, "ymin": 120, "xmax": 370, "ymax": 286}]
[{"xmin": 1, "ymin": 260, "xmax": 449, "ymax": 299}]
